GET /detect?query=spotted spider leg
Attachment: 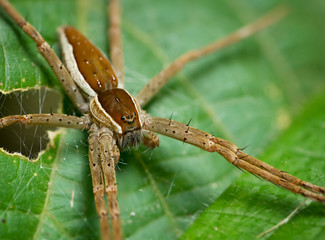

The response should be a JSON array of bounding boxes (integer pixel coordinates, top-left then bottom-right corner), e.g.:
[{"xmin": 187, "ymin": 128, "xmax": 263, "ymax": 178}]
[
  {"xmin": 141, "ymin": 115, "xmax": 325, "ymax": 202},
  {"xmin": 109, "ymin": 0, "xmax": 124, "ymax": 86},
  {"xmin": 0, "ymin": 113, "xmax": 89, "ymax": 130},
  {"xmin": 136, "ymin": 5, "xmax": 288, "ymax": 107},
  {"xmin": 221, "ymin": 142, "xmax": 325, "ymax": 195},
  {"xmin": 0, "ymin": 0, "xmax": 88, "ymax": 113},
  {"xmin": 88, "ymin": 123, "xmax": 111, "ymax": 240},
  {"xmin": 89, "ymin": 123, "xmax": 124, "ymax": 240},
  {"xmin": 99, "ymin": 125, "xmax": 122, "ymax": 240}
]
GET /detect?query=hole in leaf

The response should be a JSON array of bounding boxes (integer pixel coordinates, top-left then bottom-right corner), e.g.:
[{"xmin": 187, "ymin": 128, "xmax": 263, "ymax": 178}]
[{"xmin": 0, "ymin": 87, "xmax": 61, "ymax": 159}]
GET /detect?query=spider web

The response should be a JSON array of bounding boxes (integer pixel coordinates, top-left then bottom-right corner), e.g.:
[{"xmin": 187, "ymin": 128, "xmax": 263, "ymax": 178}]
[{"xmin": 0, "ymin": 88, "xmax": 59, "ymax": 158}]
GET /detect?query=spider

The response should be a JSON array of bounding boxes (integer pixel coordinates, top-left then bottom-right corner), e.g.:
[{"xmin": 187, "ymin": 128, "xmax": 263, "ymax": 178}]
[{"xmin": 1, "ymin": 0, "xmax": 325, "ymax": 239}]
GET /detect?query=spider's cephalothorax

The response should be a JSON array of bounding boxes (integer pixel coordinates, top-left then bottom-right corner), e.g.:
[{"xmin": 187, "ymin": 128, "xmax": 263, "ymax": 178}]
[
  {"xmin": 59, "ymin": 26, "xmax": 143, "ymax": 149},
  {"xmin": 91, "ymin": 88, "xmax": 142, "ymax": 149}
]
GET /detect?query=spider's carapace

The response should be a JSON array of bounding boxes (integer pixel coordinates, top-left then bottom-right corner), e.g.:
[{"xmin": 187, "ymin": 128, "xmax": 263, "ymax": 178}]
[{"xmin": 60, "ymin": 26, "xmax": 142, "ymax": 148}]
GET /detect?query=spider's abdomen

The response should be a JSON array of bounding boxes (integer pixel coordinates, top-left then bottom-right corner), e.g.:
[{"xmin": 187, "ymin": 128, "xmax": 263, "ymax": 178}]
[{"xmin": 59, "ymin": 26, "xmax": 119, "ymax": 96}]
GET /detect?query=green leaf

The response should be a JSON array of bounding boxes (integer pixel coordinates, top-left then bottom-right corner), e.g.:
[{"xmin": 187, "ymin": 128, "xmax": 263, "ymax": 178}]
[{"xmin": 1, "ymin": 0, "xmax": 325, "ymax": 240}]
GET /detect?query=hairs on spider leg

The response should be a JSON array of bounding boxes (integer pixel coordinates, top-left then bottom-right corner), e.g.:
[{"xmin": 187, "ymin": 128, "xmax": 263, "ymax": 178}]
[
  {"xmin": 147, "ymin": 148, "xmax": 156, "ymax": 161},
  {"xmin": 186, "ymin": 118, "xmax": 192, "ymax": 126},
  {"xmin": 141, "ymin": 145, "xmax": 155, "ymax": 155},
  {"xmin": 234, "ymin": 165, "xmax": 246, "ymax": 173},
  {"xmin": 209, "ymin": 131, "xmax": 215, "ymax": 136},
  {"xmin": 269, "ymin": 180, "xmax": 289, "ymax": 191},
  {"xmin": 115, "ymin": 163, "xmax": 122, "ymax": 172},
  {"xmin": 250, "ymin": 172, "xmax": 266, "ymax": 182},
  {"xmin": 185, "ymin": 118, "xmax": 192, "ymax": 133},
  {"xmin": 117, "ymin": 157, "xmax": 127, "ymax": 166},
  {"xmin": 168, "ymin": 112, "xmax": 174, "ymax": 125},
  {"xmin": 79, "ymin": 139, "xmax": 89, "ymax": 147},
  {"xmin": 123, "ymin": 145, "xmax": 132, "ymax": 152},
  {"xmin": 238, "ymin": 144, "xmax": 251, "ymax": 151}
]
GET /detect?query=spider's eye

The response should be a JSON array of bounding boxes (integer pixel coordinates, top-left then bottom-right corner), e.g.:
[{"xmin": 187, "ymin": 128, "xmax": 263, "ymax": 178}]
[
  {"xmin": 121, "ymin": 116, "xmax": 125, "ymax": 121},
  {"xmin": 133, "ymin": 112, "xmax": 136, "ymax": 116}
]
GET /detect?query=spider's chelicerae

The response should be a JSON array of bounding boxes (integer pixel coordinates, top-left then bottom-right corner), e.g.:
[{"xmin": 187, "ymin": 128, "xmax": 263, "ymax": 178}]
[{"xmin": 1, "ymin": 0, "xmax": 325, "ymax": 239}]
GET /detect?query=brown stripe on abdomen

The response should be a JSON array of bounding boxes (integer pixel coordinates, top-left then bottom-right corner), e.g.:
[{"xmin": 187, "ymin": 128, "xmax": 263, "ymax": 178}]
[{"xmin": 63, "ymin": 27, "xmax": 118, "ymax": 92}]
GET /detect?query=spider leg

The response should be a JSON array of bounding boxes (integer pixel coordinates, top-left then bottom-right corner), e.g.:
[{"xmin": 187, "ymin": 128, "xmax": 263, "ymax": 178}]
[
  {"xmin": 136, "ymin": 5, "xmax": 288, "ymax": 107},
  {"xmin": 141, "ymin": 129, "xmax": 160, "ymax": 149},
  {"xmin": 89, "ymin": 124, "xmax": 111, "ymax": 240},
  {"xmin": 141, "ymin": 114, "xmax": 325, "ymax": 202},
  {"xmin": 99, "ymin": 125, "xmax": 123, "ymax": 240},
  {"xmin": 109, "ymin": 0, "xmax": 124, "ymax": 87},
  {"xmin": 0, "ymin": 0, "xmax": 88, "ymax": 113},
  {"xmin": 213, "ymin": 138, "xmax": 325, "ymax": 195},
  {"xmin": 0, "ymin": 114, "xmax": 90, "ymax": 130}
]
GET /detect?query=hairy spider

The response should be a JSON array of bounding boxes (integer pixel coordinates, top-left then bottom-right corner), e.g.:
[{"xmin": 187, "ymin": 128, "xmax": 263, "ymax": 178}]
[{"xmin": 1, "ymin": 0, "xmax": 325, "ymax": 240}]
